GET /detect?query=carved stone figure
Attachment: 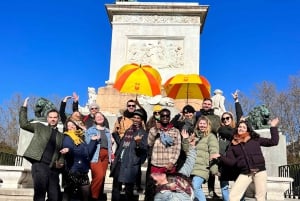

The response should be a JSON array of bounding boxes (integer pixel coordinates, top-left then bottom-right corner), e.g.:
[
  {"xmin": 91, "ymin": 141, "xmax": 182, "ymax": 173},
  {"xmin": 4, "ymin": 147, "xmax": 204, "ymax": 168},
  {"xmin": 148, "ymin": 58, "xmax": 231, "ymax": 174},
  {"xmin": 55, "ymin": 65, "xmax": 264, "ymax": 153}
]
[
  {"xmin": 211, "ymin": 89, "xmax": 226, "ymax": 117},
  {"xmin": 137, "ymin": 95, "xmax": 175, "ymax": 107},
  {"xmin": 87, "ymin": 87, "xmax": 97, "ymax": 105},
  {"xmin": 34, "ymin": 97, "xmax": 57, "ymax": 120},
  {"xmin": 247, "ymin": 104, "xmax": 271, "ymax": 130}
]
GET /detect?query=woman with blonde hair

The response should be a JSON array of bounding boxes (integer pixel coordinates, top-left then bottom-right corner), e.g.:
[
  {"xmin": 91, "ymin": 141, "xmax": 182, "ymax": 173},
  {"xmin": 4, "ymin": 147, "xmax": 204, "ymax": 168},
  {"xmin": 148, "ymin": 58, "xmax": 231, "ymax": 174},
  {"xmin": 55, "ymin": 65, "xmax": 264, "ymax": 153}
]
[{"xmin": 182, "ymin": 115, "xmax": 219, "ymax": 201}]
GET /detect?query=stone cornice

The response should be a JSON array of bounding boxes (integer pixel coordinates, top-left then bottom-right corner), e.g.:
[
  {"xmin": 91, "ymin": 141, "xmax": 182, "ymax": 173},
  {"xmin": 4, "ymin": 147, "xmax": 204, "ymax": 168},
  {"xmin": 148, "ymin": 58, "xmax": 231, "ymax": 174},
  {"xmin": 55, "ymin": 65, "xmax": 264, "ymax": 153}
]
[{"xmin": 105, "ymin": 2, "xmax": 209, "ymax": 33}]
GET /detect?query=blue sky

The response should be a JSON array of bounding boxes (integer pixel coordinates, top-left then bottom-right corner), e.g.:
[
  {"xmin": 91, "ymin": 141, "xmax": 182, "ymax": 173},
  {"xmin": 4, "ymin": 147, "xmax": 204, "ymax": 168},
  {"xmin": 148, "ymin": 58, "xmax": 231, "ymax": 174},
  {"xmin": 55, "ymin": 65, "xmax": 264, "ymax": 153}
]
[{"xmin": 1, "ymin": 0, "xmax": 299, "ymax": 106}]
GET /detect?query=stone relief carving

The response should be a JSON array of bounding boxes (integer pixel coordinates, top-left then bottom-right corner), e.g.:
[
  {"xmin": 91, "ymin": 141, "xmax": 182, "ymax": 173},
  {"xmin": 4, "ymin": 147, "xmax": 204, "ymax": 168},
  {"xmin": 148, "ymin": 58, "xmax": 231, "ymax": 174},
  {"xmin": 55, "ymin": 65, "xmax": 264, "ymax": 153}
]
[
  {"xmin": 127, "ymin": 39, "xmax": 184, "ymax": 69},
  {"xmin": 137, "ymin": 95, "xmax": 175, "ymax": 107},
  {"xmin": 114, "ymin": 15, "xmax": 200, "ymax": 24}
]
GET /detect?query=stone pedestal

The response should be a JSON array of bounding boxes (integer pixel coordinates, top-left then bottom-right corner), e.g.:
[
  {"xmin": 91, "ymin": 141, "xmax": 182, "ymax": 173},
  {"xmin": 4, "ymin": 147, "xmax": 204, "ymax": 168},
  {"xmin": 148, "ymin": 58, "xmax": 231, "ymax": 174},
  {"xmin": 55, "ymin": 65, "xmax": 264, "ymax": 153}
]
[
  {"xmin": 105, "ymin": 2, "xmax": 209, "ymax": 85},
  {"xmin": 257, "ymin": 129, "xmax": 287, "ymax": 176}
]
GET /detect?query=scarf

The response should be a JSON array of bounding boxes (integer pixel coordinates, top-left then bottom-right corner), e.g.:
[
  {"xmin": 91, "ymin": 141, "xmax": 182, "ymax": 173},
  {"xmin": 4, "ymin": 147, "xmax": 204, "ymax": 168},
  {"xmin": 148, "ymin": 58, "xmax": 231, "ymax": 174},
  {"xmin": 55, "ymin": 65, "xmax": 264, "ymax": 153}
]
[
  {"xmin": 64, "ymin": 130, "xmax": 84, "ymax": 146},
  {"xmin": 123, "ymin": 124, "xmax": 139, "ymax": 148},
  {"xmin": 159, "ymin": 123, "xmax": 174, "ymax": 147},
  {"xmin": 231, "ymin": 132, "xmax": 251, "ymax": 145}
]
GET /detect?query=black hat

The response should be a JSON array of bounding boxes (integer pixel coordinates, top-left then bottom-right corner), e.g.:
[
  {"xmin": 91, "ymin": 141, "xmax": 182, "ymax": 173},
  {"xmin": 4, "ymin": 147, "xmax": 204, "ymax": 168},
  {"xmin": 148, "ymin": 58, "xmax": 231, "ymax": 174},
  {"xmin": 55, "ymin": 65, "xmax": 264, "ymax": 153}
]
[
  {"xmin": 133, "ymin": 109, "xmax": 145, "ymax": 121},
  {"xmin": 182, "ymin": 105, "xmax": 195, "ymax": 114}
]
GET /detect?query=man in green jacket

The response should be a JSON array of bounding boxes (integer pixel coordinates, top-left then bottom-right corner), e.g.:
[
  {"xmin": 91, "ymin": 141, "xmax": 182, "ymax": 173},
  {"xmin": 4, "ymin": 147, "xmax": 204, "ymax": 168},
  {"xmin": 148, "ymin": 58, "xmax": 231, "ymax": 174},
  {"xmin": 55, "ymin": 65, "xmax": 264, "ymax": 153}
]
[{"xmin": 19, "ymin": 97, "xmax": 65, "ymax": 201}]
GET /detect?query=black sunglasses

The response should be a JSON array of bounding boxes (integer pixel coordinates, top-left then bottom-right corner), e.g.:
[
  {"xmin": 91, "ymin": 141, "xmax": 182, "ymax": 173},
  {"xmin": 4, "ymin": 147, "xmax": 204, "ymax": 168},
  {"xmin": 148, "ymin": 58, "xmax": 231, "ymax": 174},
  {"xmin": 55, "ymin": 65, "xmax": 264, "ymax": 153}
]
[
  {"xmin": 127, "ymin": 104, "xmax": 136, "ymax": 108},
  {"xmin": 153, "ymin": 112, "xmax": 160, "ymax": 115},
  {"xmin": 160, "ymin": 114, "xmax": 170, "ymax": 118},
  {"xmin": 221, "ymin": 116, "xmax": 231, "ymax": 121}
]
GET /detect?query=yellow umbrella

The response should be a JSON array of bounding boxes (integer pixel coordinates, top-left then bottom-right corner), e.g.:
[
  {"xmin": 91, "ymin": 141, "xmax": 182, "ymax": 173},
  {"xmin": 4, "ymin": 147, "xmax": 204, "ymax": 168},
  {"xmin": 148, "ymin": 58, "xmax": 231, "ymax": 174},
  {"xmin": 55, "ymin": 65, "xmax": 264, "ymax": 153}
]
[
  {"xmin": 113, "ymin": 63, "xmax": 162, "ymax": 97},
  {"xmin": 163, "ymin": 74, "xmax": 211, "ymax": 103}
]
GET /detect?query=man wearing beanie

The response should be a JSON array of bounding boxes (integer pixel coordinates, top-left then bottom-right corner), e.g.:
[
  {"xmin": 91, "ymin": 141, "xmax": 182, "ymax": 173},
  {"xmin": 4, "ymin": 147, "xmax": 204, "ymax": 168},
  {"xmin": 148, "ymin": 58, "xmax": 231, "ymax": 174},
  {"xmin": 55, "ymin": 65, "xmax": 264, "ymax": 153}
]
[
  {"xmin": 171, "ymin": 104, "xmax": 196, "ymax": 134},
  {"xmin": 110, "ymin": 108, "xmax": 148, "ymax": 201}
]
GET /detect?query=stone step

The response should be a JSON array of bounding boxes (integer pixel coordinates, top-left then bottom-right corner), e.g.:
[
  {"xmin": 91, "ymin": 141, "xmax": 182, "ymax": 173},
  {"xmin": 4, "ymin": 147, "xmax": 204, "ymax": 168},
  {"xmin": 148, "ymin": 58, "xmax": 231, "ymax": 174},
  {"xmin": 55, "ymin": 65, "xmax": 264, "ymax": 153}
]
[{"xmin": 0, "ymin": 165, "xmax": 223, "ymax": 201}]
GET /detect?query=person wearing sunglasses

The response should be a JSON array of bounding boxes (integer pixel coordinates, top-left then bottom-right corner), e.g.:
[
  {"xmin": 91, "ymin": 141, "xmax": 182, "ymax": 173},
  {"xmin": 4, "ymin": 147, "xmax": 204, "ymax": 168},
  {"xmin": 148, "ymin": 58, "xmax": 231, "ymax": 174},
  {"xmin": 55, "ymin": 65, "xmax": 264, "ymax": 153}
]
[
  {"xmin": 146, "ymin": 104, "xmax": 162, "ymax": 132},
  {"xmin": 217, "ymin": 90, "xmax": 244, "ymax": 201},
  {"xmin": 72, "ymin": 92, "xmax": 110, "ymax": 130},
  {"xmin": 147, "ymin": 108, "xmax": 181, "ymax": 201}
]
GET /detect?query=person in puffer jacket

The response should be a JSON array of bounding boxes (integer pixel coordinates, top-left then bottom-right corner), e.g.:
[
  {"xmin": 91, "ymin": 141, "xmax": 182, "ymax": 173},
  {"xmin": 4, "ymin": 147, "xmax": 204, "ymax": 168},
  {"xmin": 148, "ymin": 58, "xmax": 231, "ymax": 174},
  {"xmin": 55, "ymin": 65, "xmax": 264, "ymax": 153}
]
[{"xmin": 219, "ymin": 117, "xmax": 279, "ymax": 201}]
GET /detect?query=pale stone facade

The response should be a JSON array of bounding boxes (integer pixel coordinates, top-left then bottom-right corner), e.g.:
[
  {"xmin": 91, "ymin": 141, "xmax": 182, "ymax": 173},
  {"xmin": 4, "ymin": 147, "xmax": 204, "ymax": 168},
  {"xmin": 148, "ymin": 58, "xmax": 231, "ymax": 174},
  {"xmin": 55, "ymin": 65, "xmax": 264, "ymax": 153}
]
[{"xmin": 105, "ymin": 2, "xmax": 208, "ymax": 85}]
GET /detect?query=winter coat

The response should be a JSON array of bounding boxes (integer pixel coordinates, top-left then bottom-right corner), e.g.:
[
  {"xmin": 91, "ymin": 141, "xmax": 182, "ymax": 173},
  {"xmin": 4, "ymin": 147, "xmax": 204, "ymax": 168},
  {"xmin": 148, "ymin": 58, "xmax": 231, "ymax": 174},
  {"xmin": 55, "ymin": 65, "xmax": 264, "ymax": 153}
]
[
  {"xmin": 19, "ymin": 106, "xmax": 64, "ymax": 168},
  {"xmin": 182, "ymin": 132, "xmax": 219, "ymax": 181},
  {"xmin": 217, "ymin": 101, "xmax": 244, "ymax": 181},
  {"xmin": 63, "ymin": 135, "xmax": 98, "ymax": 173},
  {"xmin": 220, "ymin": 127, "xmax": 279, "ymax": 174},
  {"xmin": 110, "ymin": 126, "xmax": 148, "ymax": 183}
]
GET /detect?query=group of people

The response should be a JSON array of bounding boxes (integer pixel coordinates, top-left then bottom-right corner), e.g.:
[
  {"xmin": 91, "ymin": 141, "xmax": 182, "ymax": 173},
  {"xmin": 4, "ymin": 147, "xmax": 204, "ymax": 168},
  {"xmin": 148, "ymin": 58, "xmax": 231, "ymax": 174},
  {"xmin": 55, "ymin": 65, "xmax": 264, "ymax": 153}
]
[{"xmin": 19, "ymin": 90, "xmax": 280, "ymax": 201}]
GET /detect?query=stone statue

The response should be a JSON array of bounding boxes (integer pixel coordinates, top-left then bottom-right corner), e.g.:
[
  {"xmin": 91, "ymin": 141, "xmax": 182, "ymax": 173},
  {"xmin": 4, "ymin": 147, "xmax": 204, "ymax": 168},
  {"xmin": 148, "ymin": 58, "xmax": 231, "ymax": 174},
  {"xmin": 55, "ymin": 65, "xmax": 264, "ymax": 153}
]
[
  {"xmin": 247, "ymin": 104, "xmax": 271, "ymax": 130},
  {"xmin": 211, "ymin": 89, "xmax": 226, "ymax": 117},
  {"xmin": 137, "ymin": 95, "xmax": 175, "ymax": 107},
  {"xmin": 87, "ymin": 87, "xmax": 97, "ymax": 106},
  {"xmin": 34, "ymin": 97, "xmax": 57, "ymax": 121}
]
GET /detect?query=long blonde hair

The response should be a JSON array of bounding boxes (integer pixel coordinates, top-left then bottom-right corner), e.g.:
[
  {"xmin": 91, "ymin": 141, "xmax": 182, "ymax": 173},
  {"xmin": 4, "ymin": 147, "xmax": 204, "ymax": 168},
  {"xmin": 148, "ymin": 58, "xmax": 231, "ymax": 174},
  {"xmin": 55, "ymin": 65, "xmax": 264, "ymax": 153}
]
[{"xmin": 195, "ymin": 115, "xmax": 212, "ymax": 137}]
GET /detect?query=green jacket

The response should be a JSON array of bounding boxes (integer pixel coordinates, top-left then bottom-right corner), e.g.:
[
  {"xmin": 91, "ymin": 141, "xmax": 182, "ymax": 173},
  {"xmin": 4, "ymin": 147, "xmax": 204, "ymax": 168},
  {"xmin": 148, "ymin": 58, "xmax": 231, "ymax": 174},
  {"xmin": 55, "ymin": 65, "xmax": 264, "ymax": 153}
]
[
  {"xmin": 182, "ymin": 132, "xmax": 219, "ymax": 182},
  {"xmin": 19, "ymin": 106, "xmax": 64, "ymax": 168}
]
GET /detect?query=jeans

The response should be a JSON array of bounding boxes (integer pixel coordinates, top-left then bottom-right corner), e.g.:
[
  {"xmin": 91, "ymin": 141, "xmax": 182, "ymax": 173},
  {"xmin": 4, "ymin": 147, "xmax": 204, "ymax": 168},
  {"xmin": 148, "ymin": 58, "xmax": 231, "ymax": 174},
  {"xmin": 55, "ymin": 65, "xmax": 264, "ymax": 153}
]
[
  {"xmin": 220, "ymin": 180, "xmax": 229, "ymax": 201},
  {"xmin": 154, "ymin": 191, "xmax": 191, "ymax": 201},
  {"xmin": 192, "ymin": 176, "xmax": 206, "ymax": 201}
]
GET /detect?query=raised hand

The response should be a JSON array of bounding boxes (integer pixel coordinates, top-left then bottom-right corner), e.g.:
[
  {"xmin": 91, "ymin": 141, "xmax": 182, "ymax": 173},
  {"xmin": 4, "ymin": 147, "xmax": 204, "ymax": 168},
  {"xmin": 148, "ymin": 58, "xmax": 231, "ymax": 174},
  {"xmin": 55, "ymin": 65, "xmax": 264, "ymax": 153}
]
[
  {"xmin": 73, "ymin": 92, "xmax": 79, "ymax": 102},
  {"xmin": 134, "ymin": 134, "xmax": 143, "ymax": 144},
  {"xmin": 181, "ymin": 129, "xmax": 189, "ymax": 139},
  {"xmin": 232, "ymin": 89, "xmax": 239, "ymax": 101},
  {"xmin": 270, "ymin": 117, "xmax": 279, "ymax": 127},
  {"xmin": 23, "ymin": 97, "xmax": 29, "ymax": 107},
  {"xmin": 63, "ymin": 96, "xmax": 72, "ymax": 102}
]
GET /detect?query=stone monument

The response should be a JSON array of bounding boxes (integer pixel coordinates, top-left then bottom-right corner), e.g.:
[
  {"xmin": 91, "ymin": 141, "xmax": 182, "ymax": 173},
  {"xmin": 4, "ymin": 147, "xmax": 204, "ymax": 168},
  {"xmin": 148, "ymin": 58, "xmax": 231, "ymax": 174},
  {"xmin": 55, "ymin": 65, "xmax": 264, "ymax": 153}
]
[{"xmin": 93, "ymin": 1, "xmax": 209, "ymax": 115}]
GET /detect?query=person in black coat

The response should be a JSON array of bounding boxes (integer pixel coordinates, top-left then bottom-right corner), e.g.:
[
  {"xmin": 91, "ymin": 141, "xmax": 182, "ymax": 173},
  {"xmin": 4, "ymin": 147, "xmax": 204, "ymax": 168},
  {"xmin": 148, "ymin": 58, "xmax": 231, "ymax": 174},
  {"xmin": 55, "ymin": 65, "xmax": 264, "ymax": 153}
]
[
  {"xmin": 219, "ymin": 117, "xmax": 279, "ymax": 201},
  {"xmin": 110, "ymin": 109, "xmax": 148, "ymax": 201},
  {"xmin": 217, "ymin": 91, "xmax": 243, "ymax": 201}
]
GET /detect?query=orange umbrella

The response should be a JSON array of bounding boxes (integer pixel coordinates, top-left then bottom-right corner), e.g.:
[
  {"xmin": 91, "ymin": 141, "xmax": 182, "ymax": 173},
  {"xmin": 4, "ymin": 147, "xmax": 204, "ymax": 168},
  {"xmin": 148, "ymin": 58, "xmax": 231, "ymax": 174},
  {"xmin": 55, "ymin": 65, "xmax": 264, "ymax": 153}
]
[
  {"xmin": 163, "ymin": 74, "xmax": 211, "ymax": 103},
  {"xmin": 113, "ymin": 63, "xmax": 162, "ymax": 97}
]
